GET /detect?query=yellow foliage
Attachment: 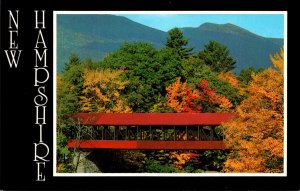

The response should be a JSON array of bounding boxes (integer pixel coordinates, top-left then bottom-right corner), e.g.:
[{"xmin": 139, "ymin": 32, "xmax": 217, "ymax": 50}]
[
  {"xmin": 57, "ymin": 163, "xmax": 65, "ymax": 172},
  {"xmin": 218, "ymin": 71, "xmax": 239, "ymax": 89},
  {"xmin": 218, "ymin": 71, "xmax": 246, "ymax": 96},
  {"xmin": 222, "ymin": 50, "xmax": 284, "ymax": 173},
  {"xmin": 270, "ymin": 48, "xmax": 284, "ymax": 74},
  {"xmin": 57, "ymin": 75, "xmax": 62, "ymax": 88},
  {"xmin": 169, "ymin": 151, "xmax": 200, "ymax": 169},
  {"xmin": 80, "ymin": 69, "xmax": 132, "ymax": 113}
]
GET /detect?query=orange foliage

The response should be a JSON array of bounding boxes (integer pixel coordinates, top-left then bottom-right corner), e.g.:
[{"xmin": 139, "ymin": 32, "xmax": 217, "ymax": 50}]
[
  {"xmin": 166, "ymin": 77, "xmax": 188, "ymax": 113},
  {"xmin": 218, "ymin": 71, "xmax": 246, "ymax": 96},
  {"xmin": 166, "ymin": 78, "xmax": 232, "ymax": 112},
  {"xmin": 222, "ymin": 50, "xmax": 284, "ymax": 173},
  {"xmin": 218, "ymin": 71, "xmax": 239, "ymax": 89},
  {"xmin": 169, "ymin": 151, "xmax": 200, "ymax": 169}
]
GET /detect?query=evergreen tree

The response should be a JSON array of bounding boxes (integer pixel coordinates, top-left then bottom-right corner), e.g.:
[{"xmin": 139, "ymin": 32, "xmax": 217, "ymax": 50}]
[
  {"xmin": 63, "ymin": 53, "xmax": 82, "ymax": 72},
  {"xmin": 166, "ymin": 28, "xmax": 193, "ymax": 59},
  {"xmin": 238, "ymin": 67, "xmax": 264, "ymax": 87},
  {"xmin": 198, "ymin": 41, "xmax": 236, "ymax": 73}
]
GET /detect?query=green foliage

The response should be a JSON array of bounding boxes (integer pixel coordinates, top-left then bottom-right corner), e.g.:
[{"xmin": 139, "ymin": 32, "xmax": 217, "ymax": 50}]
[
  {"xmin": 180, "ymin": 58, "xmax": 213, "ymax": 87},
  {"xmin": 181, "ymin": 60, "xmax": 242, "ymax": 108},
  {"xmin": 265, "ymin": 157, "xmax": 283, "ymax": 169},
  {"xmin": 154, "ymin": 48, "xmax": 182, "ymax": 90},
  {"xmin": 201, "ymin": 150, "xmax": 229, "ymax": 171},
  {"xmin": 121, "ymin": 151, "xmax": 147, "ymax": 171},
  {"xmin": 57, "ymin": 77, "xmax": 80, "ymax": 119},
  {"xmin": 99, "ymin": 43, "xmax": 157, "ymax": 112},
  {"xmin": 61, "ymin": 54, "xmax": 84, "ymax": 98},
  {"xmin": 194, "ymin": 169, "xmax": 205, "ymax": 173},
  {"xmin": 56, "ymin": 131, "xmax": 75, "ymax": 173},
  {"xmin": 210, "ymin": 78, "xmax": 243, "ymax": 109},
  {"xmin": 166, "ymin": 28, "xmax": 193, "ymax": 59},
  {"xmin": 145, "ymin": 159, "xmax": 179, "ymax": 173},
  {"xmin": 150, "ymin": 96, "xmax": 173, "ymax": 113},
  {"xmin": 63, "ymin": 53, "xmax": 82, "ymax": 72},
  {"xmin": 56, "ymin": 54, "xmax": 87, "ymax": 172},
  {"xmin": 99, "ymin": 42, "xmax": 186, "ymax": 112},
  {"xmin": 57, "ymin": 132, "xmax": 70, "ymax": 157},
  {"xmin": 57, "ymin": 53, "xmax": 85, "ymax": 138},
  {"xmin": 238, "ymin": 67, "xmax": 264, "ymax": 87},
  {"xmin": 199, "ymin": 40, "xmax": 236, "ymax": 73}
]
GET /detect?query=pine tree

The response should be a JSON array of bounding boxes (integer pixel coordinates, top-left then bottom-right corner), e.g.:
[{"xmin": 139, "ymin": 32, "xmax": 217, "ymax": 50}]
[
  {"xmin": 199, "ymin": 41, "xmax": 236, "ymax": 73},
  {"xmin": 166, "ymin": 28, "xmax": 193, "ymax": 59}
]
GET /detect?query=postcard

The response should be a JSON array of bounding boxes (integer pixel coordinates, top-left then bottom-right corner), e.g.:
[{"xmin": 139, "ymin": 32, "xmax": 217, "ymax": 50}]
[{"xmin": 0, "ymin": 0, "xmax": 296, "ymax": 190}]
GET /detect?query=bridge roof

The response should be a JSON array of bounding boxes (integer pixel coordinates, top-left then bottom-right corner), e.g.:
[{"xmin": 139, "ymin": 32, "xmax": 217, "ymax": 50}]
[{"xmin": 70, "ymin": 113, "xmax": 235, "ymax": 126}]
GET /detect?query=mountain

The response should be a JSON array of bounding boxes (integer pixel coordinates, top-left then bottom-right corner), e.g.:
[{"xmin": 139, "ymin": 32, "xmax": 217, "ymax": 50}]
[
  {"xmin": 57, "ymin": 14, "xmax": 167, "ymax": 72},
  {"xmin": 57, "ymin": 15, "xmax": 283, "ymax": 73},
  {"xmin": 181, "ymin": 22, "xmax": 283, "ymax": 72}
]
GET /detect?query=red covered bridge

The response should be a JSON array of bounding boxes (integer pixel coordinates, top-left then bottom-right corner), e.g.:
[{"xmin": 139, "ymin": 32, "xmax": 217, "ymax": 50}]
[{"xmin": 67, "ymin": 113, "xmax": 235, "ymax": 150}]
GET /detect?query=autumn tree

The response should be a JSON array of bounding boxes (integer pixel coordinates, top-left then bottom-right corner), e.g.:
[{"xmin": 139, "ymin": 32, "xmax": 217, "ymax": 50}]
[
  {"xmin": 218, "ymin": 71, "xmax": 239, "ymax": 89},
  {"xmin": 166, "ymin": 77, "xmax": 189, "ymax": 113},
  {"xmin": 181, "ymin": 59, "xmax": 241, "ymax": 108},
  {"xmin": 166, "ymin": 78, "xmax": 233, "ymax": 113},
  {"xmin": 218, "ymin": 71, "xmax": 248, "ymax": 97},
  {"xmin": 222, "ymin": 49, "xmax": 284, "ymax": 173},
  {"xmin": 169, "ymin": 151, "xmax": 201, "ymax": 170},
  {"xmin": 199, "ymin": 41, "xmax": 236, "ymax": 73},
  {"xmin": 80, "ymin": 69, "xmax": 132, "ymax": 113}
]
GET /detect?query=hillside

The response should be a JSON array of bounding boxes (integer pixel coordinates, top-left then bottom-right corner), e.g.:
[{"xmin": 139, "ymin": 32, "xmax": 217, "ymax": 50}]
[
  {"xmin": 57, "ymin": 14, "xmax": 167, "ymax": 72},
  {"xmin": 182, "ymin": 22, "xmax": 283, "ymax": 72},
  {"xmin": 57, "ymin": 15, "xmax": 283, "ymax": 73}
]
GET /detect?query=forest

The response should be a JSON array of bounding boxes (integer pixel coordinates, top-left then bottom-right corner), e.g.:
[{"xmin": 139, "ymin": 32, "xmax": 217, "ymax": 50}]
[{"xmin": 57, "ymin": 28, "xmax": 284, "ymax": 173}]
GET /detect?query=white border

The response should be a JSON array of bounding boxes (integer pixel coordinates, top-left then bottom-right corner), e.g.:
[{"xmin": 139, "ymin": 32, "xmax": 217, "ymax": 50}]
[
  {"xmin": 53, "ymin": 12, "xmax": 57, "ymax": 176},
  {"xmin": 53, "ymin": 11, "xmax": 287, "ymax": 177}
]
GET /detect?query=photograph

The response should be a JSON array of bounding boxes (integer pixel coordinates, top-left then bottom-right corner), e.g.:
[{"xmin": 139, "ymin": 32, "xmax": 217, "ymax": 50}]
[
  {"xmin": 1, "ymin": 0, "xmax": 297, "ymax": 189},
  {"xmin": 54, "ymin": 11, "xmax": 286, "ymax": 176}
]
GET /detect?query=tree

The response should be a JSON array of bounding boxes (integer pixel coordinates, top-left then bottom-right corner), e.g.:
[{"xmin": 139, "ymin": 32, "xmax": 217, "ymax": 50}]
[
  {"xmin": 166, "ymin": 78, "xmax": 233, "ymax": 113},
  {"xmin": 218, "ymin": 71, "xmax": 239, "ymax": 89},
  {"xmin": 222, "ymin": 50, "xmax": 284, "ymax": 173},
  {"xmin": 218, "ymin": 71, "xmax": 247, "ymax": 98},
  {"xmin": 166, "ymin": 28, "xmax": 193, "ymax": 58},
  {"xmin": 169, "ymin": 151, "xmax": 201, "ymax": 170},
  {"xmin": 57, "ymin": 54, "xmax": 86, "ymax": 172},
  {"xmin": 99, "ymin": 42, "xmax": 160, "ymax": 112},
  {"xmin": 63, "ymin": 53, "xmax": 82, "ymax": 72},
  {"xmin": 166, "ymin": 77, "xmax": 189, "ymax": 113},
  {"xmin": 198, "ymin": 41, "xmax": 236, "ymax": 73},
  {"xmin": 99, "ymin": 42, "xmax": 184, "ymax": 112},
  {"xmin": 61, "ymin": 54, "xmax": 84, "ymax": 99},
  {"xmin": 270, "ymin": 48, "xmax": 284, "ymax": 74},
  {"xmin": 238, "ymin": 67, "xmax": 264, "ymax": 87},
  {"xmin": 180, "ymin": 58, "xmax": 242, "ymax": 108},
  {"xmin": 57, "ymin": 54, "xmax": 86, "ymax": 130},
  {"xmin": 80, "ymin": 69, "xmax": 131, "ymax": 113}
]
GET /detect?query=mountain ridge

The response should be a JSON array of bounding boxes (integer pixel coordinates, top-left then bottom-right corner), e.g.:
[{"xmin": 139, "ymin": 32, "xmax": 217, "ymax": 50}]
[{"xmin": 57, "ymin": 14, "xmax": 283, "ymax": 73}]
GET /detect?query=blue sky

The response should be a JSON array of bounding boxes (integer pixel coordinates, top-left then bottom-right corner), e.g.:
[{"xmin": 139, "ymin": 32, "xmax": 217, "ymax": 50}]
[{"xmin": 115, "ymin": 14, "xmax": 285, "ymax": 38}]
